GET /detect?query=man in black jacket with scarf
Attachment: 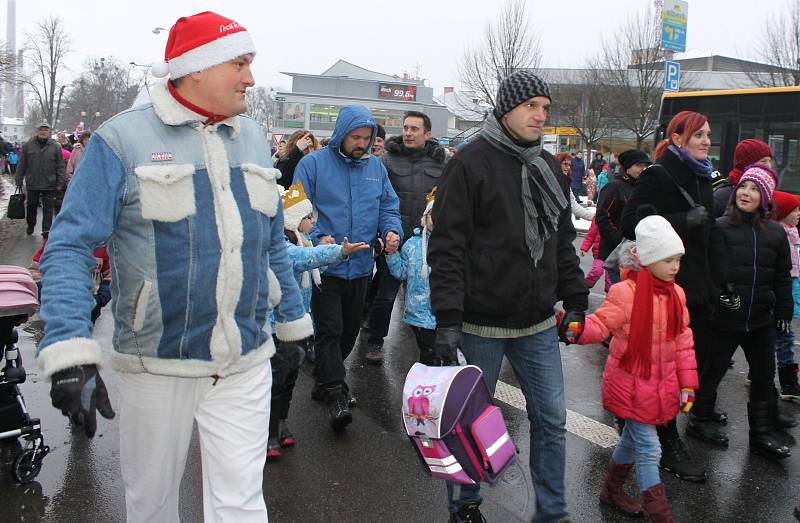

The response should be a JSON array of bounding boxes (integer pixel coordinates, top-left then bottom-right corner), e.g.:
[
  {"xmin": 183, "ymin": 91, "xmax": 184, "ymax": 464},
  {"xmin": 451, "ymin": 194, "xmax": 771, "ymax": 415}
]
[{"xmin": 428, "ymin": 71, "xmax": 588, "ymax": 523}]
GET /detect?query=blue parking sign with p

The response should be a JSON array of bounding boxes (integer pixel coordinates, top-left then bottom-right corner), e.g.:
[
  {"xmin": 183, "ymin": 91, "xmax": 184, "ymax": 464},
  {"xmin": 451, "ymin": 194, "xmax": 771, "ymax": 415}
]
[{"xmin": 665, "ymin": 61, "xmax": 681, "ymax": 92}]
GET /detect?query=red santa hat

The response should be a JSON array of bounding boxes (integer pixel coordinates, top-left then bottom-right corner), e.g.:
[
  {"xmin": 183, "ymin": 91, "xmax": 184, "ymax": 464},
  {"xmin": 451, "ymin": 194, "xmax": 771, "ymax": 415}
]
[{"xmin": 151, "ymin": 11, "xmax": 256, "ymax": 79}]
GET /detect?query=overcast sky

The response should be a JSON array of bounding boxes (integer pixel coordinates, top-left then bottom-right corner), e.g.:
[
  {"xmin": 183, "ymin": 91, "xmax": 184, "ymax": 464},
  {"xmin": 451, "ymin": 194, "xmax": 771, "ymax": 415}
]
[{"xmin": 4, "ymin": 0, "xmax": 778, "ymax": 96}]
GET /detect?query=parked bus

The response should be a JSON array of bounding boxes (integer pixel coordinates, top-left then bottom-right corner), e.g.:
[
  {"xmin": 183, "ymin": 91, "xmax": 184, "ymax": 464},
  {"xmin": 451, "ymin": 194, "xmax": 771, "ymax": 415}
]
[{"xmin": 657, "ymin": 86, "xmax": 800, "ymax": 192}]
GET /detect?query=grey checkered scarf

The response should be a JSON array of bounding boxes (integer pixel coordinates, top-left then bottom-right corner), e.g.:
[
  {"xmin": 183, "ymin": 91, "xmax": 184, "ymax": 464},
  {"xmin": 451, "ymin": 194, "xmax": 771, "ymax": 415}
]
[{"xmin": 480, "ymin": 115, "xmax": 568, "ymax": 265}]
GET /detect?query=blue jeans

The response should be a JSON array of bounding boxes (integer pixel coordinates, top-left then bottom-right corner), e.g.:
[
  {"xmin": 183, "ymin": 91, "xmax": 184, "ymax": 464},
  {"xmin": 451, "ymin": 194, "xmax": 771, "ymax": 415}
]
[
  {"xmin": 775, "ymin": 326, "xmax": 796, "ymax": 369},
  {"xmin": 367, "ymin": 254, "xmax": 401, "ymax": 345},
  {"xmin": 446, "ymin": 327, "xmax": 568, "ymax": 523},
  {"xmin": 611, "ymin": 419, "xmax": 661, "ymax": 491}
]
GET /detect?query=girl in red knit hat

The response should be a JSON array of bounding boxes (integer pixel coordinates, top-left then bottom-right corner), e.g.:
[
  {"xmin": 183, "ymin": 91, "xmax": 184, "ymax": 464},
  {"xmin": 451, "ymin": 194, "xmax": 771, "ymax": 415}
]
[
  {"xmin": 713, "ymin": 139, "xmax": 773, "ymax": 217},
  {"xmin": 772, "ymin": 190, "xmax": 800, "ymax": 399}
]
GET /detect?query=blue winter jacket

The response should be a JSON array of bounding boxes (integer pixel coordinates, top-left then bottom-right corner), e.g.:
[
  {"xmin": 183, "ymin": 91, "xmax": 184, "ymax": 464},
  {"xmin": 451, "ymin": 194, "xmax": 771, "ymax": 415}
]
[
  {"xmin": 571, "ymin": 157, "xmax": 586, "ymax": 189},
  {"xmin": 36, "ymin": 81, "xmax": 312, "ymax": 379},
  {"xmin": 386, "ymin": 228, "xmax": 435, "ymax": 330},
  {"xmin": 293, "ymin": 105, "xmax": 402, "ymax": 280},
  {"xmin": 269, "ymin": 238, "xmax": 345, "ymax": 331}
]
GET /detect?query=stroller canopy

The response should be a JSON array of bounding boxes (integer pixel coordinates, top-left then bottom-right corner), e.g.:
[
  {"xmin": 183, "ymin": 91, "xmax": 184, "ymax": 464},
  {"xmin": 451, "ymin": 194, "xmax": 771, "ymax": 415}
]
[{"xmin": 0, "ymin": 266, "xmax": 39, "ymax": 318}]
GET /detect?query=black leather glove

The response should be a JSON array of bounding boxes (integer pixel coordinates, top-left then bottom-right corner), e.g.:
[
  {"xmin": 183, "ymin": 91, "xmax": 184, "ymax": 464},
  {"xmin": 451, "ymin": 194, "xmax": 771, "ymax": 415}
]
[
  {"xmin": 685, "ymin": 206, "xmax": 709, "ymax": 229},
  {"xmin": 433, "ymin": 326, "xmax": 461, "ymax": 366},
  {"xmin": 557, "ymin": 310, "xmax": 586, "ymax": 344},
  {"xmin": 718, "ymin": 283, "xmax": 741, "ymax": 311},
  {"xmin": 50, "ymin": 364, "xmax": 115, "ymax": 437},
  {"xmin": 777, "ymin": 319, "xmax": 792, "ymax": 335}
]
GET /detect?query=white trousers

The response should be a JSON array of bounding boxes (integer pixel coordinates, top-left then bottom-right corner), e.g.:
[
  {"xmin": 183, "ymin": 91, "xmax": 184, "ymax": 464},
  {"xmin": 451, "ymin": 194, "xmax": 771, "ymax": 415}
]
[{"xmin": 118, "ymin": 362, "xmax": 271, "ymax": 523}]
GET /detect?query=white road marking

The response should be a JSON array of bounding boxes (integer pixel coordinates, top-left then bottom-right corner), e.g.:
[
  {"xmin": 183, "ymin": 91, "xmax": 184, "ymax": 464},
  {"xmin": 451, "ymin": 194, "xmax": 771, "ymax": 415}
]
[{"xmin": 494, "ymin": 380, "xmax": 620, "ymax": 449}]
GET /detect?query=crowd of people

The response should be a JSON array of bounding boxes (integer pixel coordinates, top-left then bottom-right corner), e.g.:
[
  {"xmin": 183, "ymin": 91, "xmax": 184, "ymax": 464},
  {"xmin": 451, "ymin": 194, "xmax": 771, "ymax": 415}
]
[{"xmin": 6, "ymin": 9, "xmax": 799, "ymax": 523}]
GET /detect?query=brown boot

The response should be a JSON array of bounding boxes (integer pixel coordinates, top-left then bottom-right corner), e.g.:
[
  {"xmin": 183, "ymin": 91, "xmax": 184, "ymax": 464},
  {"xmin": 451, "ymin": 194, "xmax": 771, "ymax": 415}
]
[
  {"xmin": 599, "ymin": 458, "xmax": 643, "ymax": 516},
  {"xmin": 641, "ymin": 483, "xmax": 674, "ymax": 522}
]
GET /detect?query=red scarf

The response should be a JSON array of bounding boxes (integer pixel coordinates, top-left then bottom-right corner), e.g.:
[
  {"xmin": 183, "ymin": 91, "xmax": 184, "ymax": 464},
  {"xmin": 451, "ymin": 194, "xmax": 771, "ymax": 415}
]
[
  {"xmin": 620, "ymin": 269, "xmax": 683, "ymax": 379},
  {"xmin": 167, "ymin": 82, "xmax": 227, "ymax": 126}
]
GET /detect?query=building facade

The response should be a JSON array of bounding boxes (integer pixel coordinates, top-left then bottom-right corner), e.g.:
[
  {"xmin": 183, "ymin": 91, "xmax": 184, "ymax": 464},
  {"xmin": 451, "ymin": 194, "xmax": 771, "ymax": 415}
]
[{"xmin": 272, "ymin": 60, "xmax": 449, "ymax": 142}]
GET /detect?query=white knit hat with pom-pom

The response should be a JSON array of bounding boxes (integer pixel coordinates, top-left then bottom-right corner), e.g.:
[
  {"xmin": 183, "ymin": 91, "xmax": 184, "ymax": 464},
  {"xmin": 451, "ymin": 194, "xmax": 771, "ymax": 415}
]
[{"xmin": 151, "ymin": 11, "xmax": 255, "ymax": 80}]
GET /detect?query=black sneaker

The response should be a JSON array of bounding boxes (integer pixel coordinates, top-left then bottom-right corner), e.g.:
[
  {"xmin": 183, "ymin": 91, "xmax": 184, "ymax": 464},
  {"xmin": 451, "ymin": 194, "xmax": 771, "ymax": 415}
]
[
  {"xmin": 327, "ymin": 386, "xmax": 352, "ymax": 432},
  {"xmin": 365, "ymin": 342, "xmax": 384, "ymax": 364},
  {"xmin": 659, "ymin": 437, "xmax": 706, "ymax": 482},
  {"xmin": 449, "ymin": 502, "xmax": 486, "ymax": 522}
]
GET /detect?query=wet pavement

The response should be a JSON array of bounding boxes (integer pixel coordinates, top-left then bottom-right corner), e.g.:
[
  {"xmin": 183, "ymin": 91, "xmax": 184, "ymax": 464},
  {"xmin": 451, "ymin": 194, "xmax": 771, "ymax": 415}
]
[{"xmin": 2, "ymin": 228, "xmax": 800, "ymax": 522}]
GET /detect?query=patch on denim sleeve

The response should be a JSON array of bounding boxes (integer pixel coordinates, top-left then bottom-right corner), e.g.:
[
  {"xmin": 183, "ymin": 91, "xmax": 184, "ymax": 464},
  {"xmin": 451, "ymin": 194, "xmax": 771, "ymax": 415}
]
[{"xmin": 150, "ymin": 152, "xmax": 174, "ymax": 162}]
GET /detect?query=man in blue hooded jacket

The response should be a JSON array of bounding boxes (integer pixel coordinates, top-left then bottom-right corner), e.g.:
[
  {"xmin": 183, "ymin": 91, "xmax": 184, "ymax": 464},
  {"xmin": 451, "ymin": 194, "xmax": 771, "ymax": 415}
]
[{"xmin": 293, "ymin": 104, "xmax": 402, "ymax": 430}]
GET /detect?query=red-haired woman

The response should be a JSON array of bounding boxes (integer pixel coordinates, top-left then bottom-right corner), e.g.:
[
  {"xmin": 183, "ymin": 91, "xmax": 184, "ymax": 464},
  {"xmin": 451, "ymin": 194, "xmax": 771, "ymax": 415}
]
[
  {"xmin": 620, "ymin": 110, "xmax": 715, "ymax": 483},
  {"xmin": 556, "ymin": 151, "xmax": 596, "ymax": 221}
]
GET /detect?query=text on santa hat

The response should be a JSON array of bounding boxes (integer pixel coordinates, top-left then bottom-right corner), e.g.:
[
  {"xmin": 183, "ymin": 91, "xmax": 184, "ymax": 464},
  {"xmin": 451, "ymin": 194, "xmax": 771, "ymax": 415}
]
[{"xmin": 220, "ymin": 22, "xmax": 241, "ymax": 33}]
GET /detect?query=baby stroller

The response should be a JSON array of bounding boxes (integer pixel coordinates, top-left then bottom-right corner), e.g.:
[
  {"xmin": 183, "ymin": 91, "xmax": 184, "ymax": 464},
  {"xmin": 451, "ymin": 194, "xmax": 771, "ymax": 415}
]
[{"xmin": 0, "ymin": 265, "xmax": 49, "ymax": 483}]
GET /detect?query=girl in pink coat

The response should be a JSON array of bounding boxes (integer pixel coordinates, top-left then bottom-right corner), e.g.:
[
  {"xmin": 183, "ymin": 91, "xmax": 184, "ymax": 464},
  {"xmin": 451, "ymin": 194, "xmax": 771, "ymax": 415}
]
[{"xmin": 571, "ymin": 213, "xmax": 698, "ymax": 522}]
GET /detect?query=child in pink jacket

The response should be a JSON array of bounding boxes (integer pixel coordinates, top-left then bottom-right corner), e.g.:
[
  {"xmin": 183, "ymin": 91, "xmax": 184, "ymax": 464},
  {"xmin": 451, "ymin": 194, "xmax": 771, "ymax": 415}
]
[
  {"xmin": 569, "ymin": 214, "xmax": 698, "ymax": 522},
  {"xmin": 580, "ymin": 218, "xmax": 611, "ymax": 291}
]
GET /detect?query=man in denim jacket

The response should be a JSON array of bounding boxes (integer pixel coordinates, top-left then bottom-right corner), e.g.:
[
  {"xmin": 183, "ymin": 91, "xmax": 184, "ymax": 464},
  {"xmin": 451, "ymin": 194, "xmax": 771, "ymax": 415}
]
[{"xmin": 37, "ymin": 12, "xmax": 312, "ymax": 523}]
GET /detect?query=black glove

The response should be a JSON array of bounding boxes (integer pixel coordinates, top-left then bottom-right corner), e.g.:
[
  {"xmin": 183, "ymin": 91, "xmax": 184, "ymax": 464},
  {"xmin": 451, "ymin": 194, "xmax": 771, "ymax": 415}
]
[
  {"xmin": 557, "ymin": 310, "xmax": 586, "ymax": 344},
  {"xmin": 50, "ymin": 364, "xmax": 115, "ymax": 437},
  {"xmin": 685, "ymin": 206, "xmax": 709, "ymax": 229},
  {"xmin": 718, "ymin": 283, "xmax": 741, "ymax": 311},
  {"xmin": 777, "ymin": 319, "xmax": 792, "ymax": 335},
  {"xmin": 433, "ymin": 326, "xmax": 461, "ymax": 366}
]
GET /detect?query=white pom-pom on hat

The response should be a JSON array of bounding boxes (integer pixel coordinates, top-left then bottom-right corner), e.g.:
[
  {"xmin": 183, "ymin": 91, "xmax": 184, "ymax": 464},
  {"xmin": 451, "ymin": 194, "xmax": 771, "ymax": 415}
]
[{"xmin": 150, "ymin": 61, "xmax": 170, "ymax": 78}]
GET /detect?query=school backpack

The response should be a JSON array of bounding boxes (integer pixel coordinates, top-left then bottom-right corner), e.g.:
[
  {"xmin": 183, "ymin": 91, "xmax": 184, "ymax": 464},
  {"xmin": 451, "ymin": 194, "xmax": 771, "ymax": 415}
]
[{"xmin": 402, "ymin": 362, "xmax": 516, "ymax": 486}]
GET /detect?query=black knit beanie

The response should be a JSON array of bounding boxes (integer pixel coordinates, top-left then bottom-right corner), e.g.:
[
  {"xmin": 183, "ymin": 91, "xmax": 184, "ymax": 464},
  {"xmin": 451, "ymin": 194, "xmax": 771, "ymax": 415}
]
[{"xmin": 493, "ymin": 70, "xmax": 551, "ymax": 119}]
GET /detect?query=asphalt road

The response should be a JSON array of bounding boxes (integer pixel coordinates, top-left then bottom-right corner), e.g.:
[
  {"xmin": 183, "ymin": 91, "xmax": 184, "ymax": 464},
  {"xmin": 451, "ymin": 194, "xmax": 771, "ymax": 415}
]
[{"xmin": 2, "ymin": 227, "xmax": 800, "ymax": 522}]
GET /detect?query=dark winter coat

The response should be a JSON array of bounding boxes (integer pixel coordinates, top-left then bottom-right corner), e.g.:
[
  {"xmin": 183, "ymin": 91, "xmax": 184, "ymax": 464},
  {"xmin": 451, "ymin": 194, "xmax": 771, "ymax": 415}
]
[
  {"xmin": 596, "ymin": 172, "xmax": 637, "ymax": 260},
  {"xmin": 15, "ymin": 137, "xmax": 65, "ymax": 191},
  {"xmin": 710, "ymin": 213, "xmax": 793, "ymax": 331},
  {"xmin": 275, "ymin": 145, "xmax": 305, "ymax": 190},
  {"xmin": 620, "ymin": 148, "xmax": 715, "ymax": 306},
  {"xmin": 570, "ymin": 156, "xmax": 585, "ymax": 189},
  {"xmin": 428, "ymin": 135, "xmax": 588, "ymax": 329},
  {"xmin": 382, "ymin": 136, "xmax": 446, "ymax": 241},
  {"xmin": 590, "ymin": 158, "xmax": 607, "ymax": 174},
  {"xmin": 713, "ymin": 181, "xmax": 734, "ymax": 218}
]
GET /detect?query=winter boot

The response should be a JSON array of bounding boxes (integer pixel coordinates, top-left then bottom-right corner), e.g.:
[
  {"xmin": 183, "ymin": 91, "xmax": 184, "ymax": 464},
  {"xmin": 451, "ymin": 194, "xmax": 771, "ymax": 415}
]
[
  {"xmin": 771, "ymin": 388, "xmax": 798, "ymax": 428},
  {"xmin": 641, "ymin": 483, "xmax": 675, "ymax": 523},
  {"xmin": 598, "ymin": 458, "xmax": 643, "ymax": 516},
  {"xmin": 659, "ymin": 436, "xmax": 706, "ymax": 483},
  {"xmin": 326, "ymin": 385, "xmax": 353, "ymax": 432},
  {"xmin": 448, "ymin": 502, "xmax": 486, "ymax": 522},
  {"xmin": 365, "ymin": 342, "xmax": 384, "ymax": 364},
  {"xmin": 278, "ymin": 419, "xmax": 295, "ymax": 447},
  {"xmin": 748, "ymin": 401, "xmax": 791, "ymax": 460},
  {"xmin": 779, "ymin": 364, "xmax": 800, "ymax": 401},
  {"xmin": 685, "ymin": 395, "xmax": 729, "ymax": 447},
  {"xmin": 267, "ymin": 417, "xmax": 281, "ymax": 459}
]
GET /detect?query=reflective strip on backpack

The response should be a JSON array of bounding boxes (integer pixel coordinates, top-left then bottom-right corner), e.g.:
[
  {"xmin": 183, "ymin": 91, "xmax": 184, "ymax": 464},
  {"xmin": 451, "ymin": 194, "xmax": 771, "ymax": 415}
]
[
  {"xmin": 423, "ymin": 454, "xmax": 458, "ymax": 467},
  {"xmin": 485, "ymin": 432, "xmax": 511, "ymax": 457}
]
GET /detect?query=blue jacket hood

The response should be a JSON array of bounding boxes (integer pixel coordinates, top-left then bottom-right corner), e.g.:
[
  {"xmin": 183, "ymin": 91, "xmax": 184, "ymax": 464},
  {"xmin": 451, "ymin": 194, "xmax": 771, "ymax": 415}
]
[{"xmin": 329, "ymin": 105, "xmax": 376, "ymax": 157}]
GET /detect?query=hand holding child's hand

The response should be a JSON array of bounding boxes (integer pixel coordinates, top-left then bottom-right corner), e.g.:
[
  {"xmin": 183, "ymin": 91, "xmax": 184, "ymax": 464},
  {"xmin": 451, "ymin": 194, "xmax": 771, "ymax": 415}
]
[
  {"xmin": 341, "ymin": 237, "xmax": 370, "ymax": 257},
  {"xmin": 384, "ymin": 231, "xmax": 400, "ymax": 254},
  {"xmin": 680, "ymin": 388, "xmax": 695, "ymax": 414},
  {"xmin": 320, "ymin": 236, "xmax": 336, "ymax": 245},
  {"xmin": 579, "ymin": 250, "xmax": 587, "ymax": 257}
]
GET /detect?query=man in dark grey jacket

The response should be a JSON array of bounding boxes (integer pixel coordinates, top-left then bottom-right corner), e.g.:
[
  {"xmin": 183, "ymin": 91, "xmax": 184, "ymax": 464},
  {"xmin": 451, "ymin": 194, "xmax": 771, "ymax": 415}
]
[
  {"xmin": 15, "ymin": 123, "xmax": 64, "ymax": 235},
  {"xmin": 363, "ymin": 111, "xmax": 446, "ymax": 363}
]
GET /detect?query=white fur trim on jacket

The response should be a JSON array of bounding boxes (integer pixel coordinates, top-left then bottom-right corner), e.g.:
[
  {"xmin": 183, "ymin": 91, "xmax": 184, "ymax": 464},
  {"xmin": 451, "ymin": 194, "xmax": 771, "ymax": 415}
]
[
  {"xmin": 267, "ymin": 268, "xmax": 282, "ymax": 308},
  {"xmin": 110, "ymin": 336, "xmax": 274, "ymax": 377},
  {"xmin": 149, "ymin": 80, "xmax": 241, "ymax": 135},
  {"xmin": 38, "ymin": 337, "xmax": 103, "ymax": 380},
  {"xmin": 275, "ymin": 313, "xmax": 313, "ymax": 341},
  {"xmin": 168, "ymin": 31, "xmax": 256, "ymax": 80}
]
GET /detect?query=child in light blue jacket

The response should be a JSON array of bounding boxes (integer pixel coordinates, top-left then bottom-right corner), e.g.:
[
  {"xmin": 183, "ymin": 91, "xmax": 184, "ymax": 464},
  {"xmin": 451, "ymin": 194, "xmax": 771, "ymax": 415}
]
[
  {"xmin": 386, "ymin": 188, "xmax": 437, "ymax": 364},
  {"xmin": 268, "ymin": 182, "xmax": 368, "ymax": 459}
]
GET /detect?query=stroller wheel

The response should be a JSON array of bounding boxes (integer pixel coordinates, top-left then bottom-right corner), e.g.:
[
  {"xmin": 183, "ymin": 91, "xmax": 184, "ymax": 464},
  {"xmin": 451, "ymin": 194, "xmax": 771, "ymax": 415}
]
[{"xmin": 12, "ymin": 448, "xmax": 42, "ymax": 484}]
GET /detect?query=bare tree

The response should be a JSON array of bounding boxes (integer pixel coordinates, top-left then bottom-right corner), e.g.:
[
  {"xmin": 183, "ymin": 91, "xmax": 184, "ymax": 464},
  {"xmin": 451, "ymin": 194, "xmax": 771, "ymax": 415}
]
[
  {"xmin": 457, "ymin": 0, "xmax": 541, "ymax": 108},
  {"xmin": 59, "ymin": 57, "xmax": 142, "ymax": 132},
  {"xmin": 593, "ymin": 5, "xmax": 664, "ymax": 149},
  {"xmin": 245, "ymin": 86, "xmax": 274, "ymax": 135},
  {"xmin": 748, "ymin": 0, "xmax": 800, "ymax": 86},
  {"xmin": 549, "ymin": 69, "xmax": 612, "ymax": 154},
  {"xmin": 21, "ymin": 16, "xmax": 71, "ymax": 128}
]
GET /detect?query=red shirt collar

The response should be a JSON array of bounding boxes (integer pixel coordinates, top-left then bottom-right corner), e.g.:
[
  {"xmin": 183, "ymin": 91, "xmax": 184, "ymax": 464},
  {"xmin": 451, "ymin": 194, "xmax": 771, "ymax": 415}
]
[{"xmin": 167, "ymin": 82, "xmax": 227, "ymax": 126}]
